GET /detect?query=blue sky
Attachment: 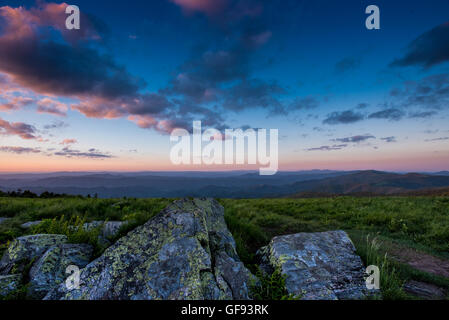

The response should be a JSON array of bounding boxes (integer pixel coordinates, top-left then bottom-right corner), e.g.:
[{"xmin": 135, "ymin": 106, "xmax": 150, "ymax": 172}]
[{"xmin": 0, "ymin": 0, "xmax": 449, "ymax": 172}]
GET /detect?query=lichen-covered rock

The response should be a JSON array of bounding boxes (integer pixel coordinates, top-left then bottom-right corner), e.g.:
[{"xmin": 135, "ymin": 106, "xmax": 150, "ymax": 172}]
[
  {"xmin": 45, "ymin": 198, "xmax": 255, "ymax": 300},
  {"xmin": 0, "ymin": 234, "xmax": 68, "ymax": 275},
  {"xmin": 0, "ymin": 274, "xmax": 22, "ymax": 297},
  {"xmin": 257, "ymin": 230, "xmax": 369, "ymax": 300},
  {"xmin": 20, "ymin": 221, "xmax": 43, "ymax": 229},
  {"xmin": 28, "ymin": 244, "xmax": 93, "ymax": 299}
]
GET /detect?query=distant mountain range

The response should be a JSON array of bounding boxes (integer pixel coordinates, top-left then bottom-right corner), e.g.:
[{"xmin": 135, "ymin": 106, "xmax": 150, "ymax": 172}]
[{"xmin": 1, "ymin": 170, "xmax": 449, "ymax": 198}]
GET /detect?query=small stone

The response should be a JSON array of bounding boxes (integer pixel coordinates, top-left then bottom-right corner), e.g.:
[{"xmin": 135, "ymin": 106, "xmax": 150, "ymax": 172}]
[
  {"xmin": 0, "ymin": 217, "xmax": 11, "ymax": 225},
  {"xmin": 20, "ymin": 221, "xmax": 43, "ymax": 229}
]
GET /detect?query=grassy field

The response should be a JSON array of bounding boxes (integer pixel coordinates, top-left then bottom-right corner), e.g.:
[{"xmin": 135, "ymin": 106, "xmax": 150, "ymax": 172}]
[{"xmin": 1, "ymin": 196, "xmax": 448, "ymax": 299}]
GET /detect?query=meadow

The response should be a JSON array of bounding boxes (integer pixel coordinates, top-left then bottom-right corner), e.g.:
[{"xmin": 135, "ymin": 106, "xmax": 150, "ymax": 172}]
[{"xmin": 1, "ymin": 196, "xmax": 448, "ymax": 299}]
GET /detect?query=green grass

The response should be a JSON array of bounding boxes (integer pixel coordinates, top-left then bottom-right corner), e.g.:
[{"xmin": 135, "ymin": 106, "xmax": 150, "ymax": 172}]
[{"xmin": 1, "ymin": 195, "xmax": 448, "ymax": 300}]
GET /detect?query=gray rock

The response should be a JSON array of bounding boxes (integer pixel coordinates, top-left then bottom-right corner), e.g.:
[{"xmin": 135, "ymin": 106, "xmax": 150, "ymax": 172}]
[
  {"xmin": 0, "ymin": 234, "xmax": 68, "ymax": 275},
  {"xmin": 0, "ymin": 217, "xmax": 11, "ymax": 225},
  {"xmin": 257, "ymin": 230, "xmax": 369, "ymax": 300},
  {"xmin": 20, "ymin": 221, "xmax": 43, "ymax": 229},
  {"xmin": 84, "ymin": 221, "xmax": 127, "ymax": 239},
  {"xmin": 403, "ymin": 280, "xmax": 447, "ymax": 300},
  {"xmin": 28, "ymin": 244, "xmax": 93, "ymax": 299},
  {"xmin": 45, "ymin": 198, "xmax": 256, "ymax": 300},
  {"xmin": 0, "ymin": 274, "xmax": 22, "ymax": 298}
]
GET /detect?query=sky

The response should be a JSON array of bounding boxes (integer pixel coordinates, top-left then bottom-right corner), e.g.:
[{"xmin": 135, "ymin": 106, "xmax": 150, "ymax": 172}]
[{"xmin": 0, "ymin": 0, "xmax": 449, "ymax": 172}]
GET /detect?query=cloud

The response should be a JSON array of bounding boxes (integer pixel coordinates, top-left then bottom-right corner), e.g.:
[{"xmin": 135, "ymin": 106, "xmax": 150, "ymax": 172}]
[
  {"xmin": 391, "ymin": 21, "xmax": 449, "ymax": 68},
  {"xmin": 333, "ymin": 135, "xmax": 375, "ymax": 143},
  {"xmin": 0, "ymin": 117, "xmax": 37, "ymax": 140},
  {"xmin": 0, "ymin": 146, "xmax": 41, "ymax": 154},
  {"xmin": 54, "ymin": 147, "xmax": 113, "ymax": 159},
  {"xmin": 391, "ymin": 73, "xmax": 449, "ymax": 110},
  {"xmin": 305, "ymin": 144, "xmax": 347, "ymax": 151},
  {"xmin": 381, "ymin": 136, "xmax": 397, "ymax": 143},
  {"xmin": 289, "ymin": 96, "xmax": 319, "ymax": 111},
  {"xmin": 425, "ymin": 137, "xmax": 449, "ymax": 142},
  {"xmin": 323, "ymin": 110, "xmax": 364, "ymax": 125},
  {"xmin": 43, "ymin": 120, "xmax": 68, "ymax": 130},
  {"xmin": 60, "ymin": 139, "xmax": 77, "ymax": 145},
  {"xmin": 408, "ymin": 111, "xmax": 437, "ymax": 119},
  {"xmin": 170, "ymin": 0, "xmax": 228, "ymax": 16},
  {"xmin": 0, "ymin": 4, "xmax": 181, "ymax": 133},
  {"xmin": 334, "ymin": 57, "xmax": 360, "ymax": 74},
  {"xmin": 0, "ymin": 96, "xmax": 34, "ymax": 111},
  {"xmin": 368, "ymin": 108, "xmax": 405, "ymax": 121},
  {"xmin": 37, "ymin": 98, "xmax": 68, "ymax": 116}
]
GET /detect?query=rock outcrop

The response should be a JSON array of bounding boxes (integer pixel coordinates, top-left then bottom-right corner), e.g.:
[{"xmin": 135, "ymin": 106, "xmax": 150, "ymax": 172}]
[
  {"xmin": 0, "ymin": 234, "xmax": 68, "ymax": 275},
  {"xmin": 28, "ymin": 244, "xmax": 93, "ymax": 299},
  {"xmin": 45, "ymin": 198, "xmax": 256, "ymax": 300},
  {"xmin": 257, "ymin": 230, "xmax": 369, "ymax": 300},
  {"xmin": 0, "ymin": 274, "xmax": 22, "ymax": 298}
]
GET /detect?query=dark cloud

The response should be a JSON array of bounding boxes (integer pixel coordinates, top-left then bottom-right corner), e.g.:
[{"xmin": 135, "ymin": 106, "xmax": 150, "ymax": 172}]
[
  {"xmin": 425, "ymin": 137, "xmax": 449, "ymax": 142},
  {"xmin": 408, "ymin": 111, "xmax": 437, "ymax": 119},
  {"xmin": 43, "ymin": 121, "xmax": 69, "ymax": 130},
  {"xmin": 305, "ymin": 144, "xmax": 347, "ymax": 151},
  {"xmin": 391, "ymin": 73, "xmax": 449, "ymax": 110},
  {"xmin": 391, "ymin": 21, "xmax": 449, "ymax": 68},
  {"xmin": 54, "ymin": 147, "xmax": 113, "ymax": 159},
  {"xmin": 323, "ymin": 110, "xmax": 364, "ymax": 125},
  {"xmin": 334, "ymin": 57, "xmax": 360, "ymax": 74},
  {"xmin": 0, "ymin": 146, "xmax": 41, "ymax": 154},
  {"xmin": 368, "ymin": 108, "xmax": 405, "ymax": 121},
  {"xmin": 333, "ymin": 135, "xmax": 375, "ymax": 143},
  {"xmin": 381, "ymin": 136, "xmax": 397, "ymax": 143},
  {"xmin": 0, "ymin": 117, "xmax": 37, "ymax": 140},
  {"xmin": 289, "ymin": 96, "xmax": 319, "ymax": 111}
]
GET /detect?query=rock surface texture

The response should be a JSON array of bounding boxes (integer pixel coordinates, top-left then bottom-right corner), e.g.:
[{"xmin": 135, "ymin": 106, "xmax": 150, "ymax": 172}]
[
  {"xmin": 0, "ymin": 274, "xmax": 22, "ymax": 297},
  {"xmin": 0, "ymin": 234, "xmax": 68, "ymax": 275},
  {"xmin": 257, "ymin": 230, "xmax": 369, "ymax": 300},
  {"xmin": 45, "ymin": 198, "xmax": 255, "ymax": 300},
  {"xmin": 28, "ymin": 244, "xmax": 93, "ymax": 299},
  {"xmin": 20, "ymin": 221, "xmax": 43, "ymax": 229}
]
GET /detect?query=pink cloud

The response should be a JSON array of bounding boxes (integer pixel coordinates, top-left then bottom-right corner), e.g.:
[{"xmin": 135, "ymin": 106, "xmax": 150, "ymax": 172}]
[
  {"xmin": 170, "ymin": 0, "xmax": 227, "ymax": 15},
  {"xmin": 37, "ymin": 98, "xmax": 68, "ymax": 116},
  {"xmin": 0, "ymin": 116, "xmax": 37, "ymax": 140},
  {"xmin": 60, "ymin": 138, "xmax": 78, "ymax": 145}
]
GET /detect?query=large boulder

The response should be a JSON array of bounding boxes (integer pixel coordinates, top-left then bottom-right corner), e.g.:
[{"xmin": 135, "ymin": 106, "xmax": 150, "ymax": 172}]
[
  {"xmin": 28, "ymin": 244, "xmax": 93, "ymax": 299},
  {"xmin": 0, "ymin": 234, "xmax": 68, "ymax": 275},
  {"xmin": 45, "ymin": 198, "xmax": 256, "ymax": 300},
  {"xmin": 257, "ymin": 230, "xmax": 369, "ymax": 300},
  {"xmin": 0, "ymin": 274, "xmax": 22, "ymax": 298}
]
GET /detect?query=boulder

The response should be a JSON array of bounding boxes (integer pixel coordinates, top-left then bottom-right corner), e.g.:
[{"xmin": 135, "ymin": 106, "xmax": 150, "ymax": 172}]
[
  {"xmin": 0, "ymin": 274, "xmax": 22, "ymax": 298},
  {"xmin": 28, "ymin": 244, "xmax": 93, "ymax": 299},
  {"xmin": 257, "ymin": 230, "xmax": 369, "ymax": 300},
  {"xmin": 20, "ymin": 221, "xmax": 43, "ymax": 229},
  {"xmin": 45, "ymin": 198, "xmax": 256, "ymax": 300},
  {"xmin": 0, "ymin": 234, "xmax": 68, "ymax": 275}
]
